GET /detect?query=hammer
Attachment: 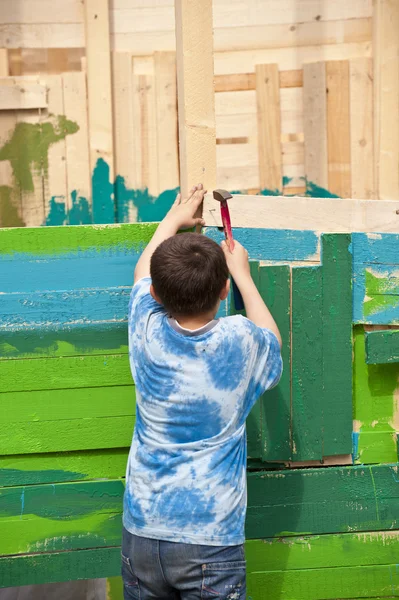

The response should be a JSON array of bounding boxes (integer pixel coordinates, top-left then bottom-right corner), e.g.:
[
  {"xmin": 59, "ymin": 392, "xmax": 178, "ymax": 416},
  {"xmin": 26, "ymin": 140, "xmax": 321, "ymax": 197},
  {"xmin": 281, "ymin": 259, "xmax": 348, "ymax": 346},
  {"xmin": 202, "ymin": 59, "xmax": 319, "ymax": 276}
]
[{"xmin": 213, "ymin": 189, "xmax": 244, "ymax": 311}]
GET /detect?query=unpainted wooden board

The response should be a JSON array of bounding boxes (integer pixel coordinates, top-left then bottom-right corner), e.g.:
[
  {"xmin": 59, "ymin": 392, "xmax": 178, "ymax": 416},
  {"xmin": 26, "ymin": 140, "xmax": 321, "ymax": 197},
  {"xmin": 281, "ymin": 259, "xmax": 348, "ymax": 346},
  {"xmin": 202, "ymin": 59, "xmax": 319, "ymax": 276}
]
[
  {"xmin": 45, "ymin": 75, "xmax": 67, "ymax": 221},
  {"xmin": 350, "ymin": 57, "xmax": 375, "ymax": 198},
  {"xmin": 154, "ymin": 52, "xmax": 179, "ymax": 191},
  {"xmin": 303, "ymin": 62, "xmax": 328, "ymax": 190},
  {"xmin": 326, "ymin": 60, "xmax": 351, "ymax": 197},
  {"xmin": 0, "ymin": 49, "xmax": 9, "ymax": 76},
  {"xmin": 0, "ymin": 0, "xmax": 84, "ymax": 24},
  {"xmin": 0, "ymin": 109, "xmax": 22, "ymax": 227},
  {"xmin": 174, "ymin": 0, "xmax": 216, "ymax": 196},
  {"xmin": 63, "ymin": 71, "xmax": 91, "ymax": 220},
  {"xmin": 373, "ymin": 0, "xmax": 399, "ymax": 200},
  {"xmin": 256, "ymin": 64, "xmax": 282, "ymax": 193},
  {"xmin": 0, "ymin": 24, "xmax": 84, "ymax": 49},
  {"xmin": 112, "ymin": 52, "xmax": 135, "ymax": 195},
  {"xmin": 0, "ymin": 80, "xmax": 46, "ymax": 110},
  {"xmin": 202, "ymin": 194, "xmax": 399, "ymax": 232}
]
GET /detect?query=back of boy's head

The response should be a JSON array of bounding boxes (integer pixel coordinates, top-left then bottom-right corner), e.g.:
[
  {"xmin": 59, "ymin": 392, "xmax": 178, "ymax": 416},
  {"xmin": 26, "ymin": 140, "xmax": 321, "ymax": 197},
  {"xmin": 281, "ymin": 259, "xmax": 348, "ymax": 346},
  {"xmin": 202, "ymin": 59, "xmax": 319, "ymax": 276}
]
[{"xmin": 150, "ymin": 233, "xmax": 229, "ymax": 317}]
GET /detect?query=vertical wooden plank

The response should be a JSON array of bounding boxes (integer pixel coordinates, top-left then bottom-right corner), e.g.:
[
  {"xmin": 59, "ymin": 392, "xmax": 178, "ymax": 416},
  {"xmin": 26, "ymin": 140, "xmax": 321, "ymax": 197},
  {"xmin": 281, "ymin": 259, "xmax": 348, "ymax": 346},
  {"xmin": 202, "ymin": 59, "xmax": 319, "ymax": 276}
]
[
  {"xmin": 321, "ymin": 234, "xmax": 353, "ymax": 457},
  {"xmin": 373, "ymin": 0, "xmax": 399, "ymax": 200},
  {"xmin": 350, "ymin": 57, "xmax": 374, "ymax": 199},
  {"xmin": 63, "ymin": 71, "xmax": 91, "ymax": 224},
  {"xmin": 45, "ymin": 75, "xmax": 67, "ymax": 225},
  {"xmin": 326, "ymin": 60, "xmax": 351, "ymax": 197},
  {"xmin": 0, "ymin": 49, "xmax": 8, "ymax": 76},
  {"xmin": 246, "ymin": 260, "xmax": 262, "ymax": 460},
  {"xmin": 256, "ymin": 64, "xmax": 282, "ymax": 193},
  {"xmin": 259, "ymin": 264, "xmax": 291, "ymax": 462},
  {"xmin": 0, "ymin": 110, "xmax": 23, "ymax": 227},
  {"xmin": 291, "ymin": 266, "xmax": 323, "ymax": 462},
  {"xmin": 303, "ymin": 62, "xmax": 328, "ymax": 190},
  {"xmin": 174, "ymin": 0, "xmax": 217, "ymax": 197},
  {"xmin": 154, "ymin": 51, "xmax": 179, "ymax": 192},
  {"xmin": 84, "ymin": 0, "xmax": 115, "ymax": 223}
]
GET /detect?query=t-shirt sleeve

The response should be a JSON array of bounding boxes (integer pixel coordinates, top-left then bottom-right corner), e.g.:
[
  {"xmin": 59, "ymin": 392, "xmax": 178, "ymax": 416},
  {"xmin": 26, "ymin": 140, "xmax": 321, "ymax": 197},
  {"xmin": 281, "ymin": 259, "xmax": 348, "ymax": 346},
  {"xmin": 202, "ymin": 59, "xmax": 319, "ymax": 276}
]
[{"xmin": 128, "ymin": 277, "xmax": 163, "ymax": 332}]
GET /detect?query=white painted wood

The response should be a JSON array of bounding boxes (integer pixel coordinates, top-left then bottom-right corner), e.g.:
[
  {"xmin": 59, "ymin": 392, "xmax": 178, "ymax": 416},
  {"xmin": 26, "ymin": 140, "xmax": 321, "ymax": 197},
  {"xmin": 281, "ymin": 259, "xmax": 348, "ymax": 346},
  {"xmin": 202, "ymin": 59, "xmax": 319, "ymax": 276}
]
[
  {"xmin": 0, "ymin": 80, "xmax": 47, "ymax": 110},
  {"xmin": 175, "ymin": 0, "xmax": 216, "ymax": 197},
  {"xmin": 203, "ymin": 193, "xmax": 399, "ymax": 233}
]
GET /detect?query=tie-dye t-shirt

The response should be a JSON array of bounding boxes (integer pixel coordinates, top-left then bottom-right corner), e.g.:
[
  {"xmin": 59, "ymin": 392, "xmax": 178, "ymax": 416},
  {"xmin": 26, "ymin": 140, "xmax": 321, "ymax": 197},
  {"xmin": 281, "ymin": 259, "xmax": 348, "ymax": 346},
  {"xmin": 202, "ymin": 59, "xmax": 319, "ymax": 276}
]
[{"xmin": 123, "ymin": 277, "xmax": 282, "ymax": 546}]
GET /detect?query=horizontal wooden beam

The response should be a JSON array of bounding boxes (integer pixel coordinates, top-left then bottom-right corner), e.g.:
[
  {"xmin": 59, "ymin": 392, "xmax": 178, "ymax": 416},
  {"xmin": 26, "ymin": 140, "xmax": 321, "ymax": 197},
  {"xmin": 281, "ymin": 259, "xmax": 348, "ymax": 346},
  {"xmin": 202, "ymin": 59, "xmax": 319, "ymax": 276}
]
[
  {"xmin": 203, "ymin": 194, "xmax": 399, "ymax": 233},
  {"xmin": 366, "ymin": 329, "xmax": 399, "ymax": 363},
  {"xmin": 214, "ymin": 69, "xmax": 302, "ymax": 92},
  {"xmin": 0, "ymin": 79, "xmax": 47, "ymax": 109}
]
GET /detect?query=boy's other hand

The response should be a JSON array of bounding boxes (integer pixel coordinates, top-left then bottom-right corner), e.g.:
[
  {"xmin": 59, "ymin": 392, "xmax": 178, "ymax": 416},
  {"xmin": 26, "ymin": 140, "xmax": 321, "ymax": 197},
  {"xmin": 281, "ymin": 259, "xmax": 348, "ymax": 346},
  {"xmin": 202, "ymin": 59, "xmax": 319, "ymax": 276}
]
[
  {"xmin": 221, "ymin": 240, "xmax": 250, "ymax": 282},
  {"xmin": 166, "ymin": 184, "xmax": 207, "ymax": 230}
]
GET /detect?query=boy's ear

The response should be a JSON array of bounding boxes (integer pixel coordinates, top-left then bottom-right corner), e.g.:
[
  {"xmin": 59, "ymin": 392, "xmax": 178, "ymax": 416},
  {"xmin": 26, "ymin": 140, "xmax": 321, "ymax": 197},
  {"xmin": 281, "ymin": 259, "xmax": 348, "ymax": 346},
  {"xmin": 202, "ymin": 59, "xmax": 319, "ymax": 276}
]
[
  {"xmin": 150, "ymin": 284, "xmax": 162, "ymax": 305},
  {"xmin": 220, "ymin": 279, "xmax": 230, "ymax": 301}
]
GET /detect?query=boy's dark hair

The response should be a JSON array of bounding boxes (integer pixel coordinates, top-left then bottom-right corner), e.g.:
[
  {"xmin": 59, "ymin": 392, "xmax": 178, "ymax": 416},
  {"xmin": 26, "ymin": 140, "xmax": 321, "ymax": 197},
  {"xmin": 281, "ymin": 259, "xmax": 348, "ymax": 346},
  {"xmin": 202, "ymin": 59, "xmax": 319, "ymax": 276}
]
[{"xmin": 150, "ymin": 233, "xmax": 229, "ymax": 317}]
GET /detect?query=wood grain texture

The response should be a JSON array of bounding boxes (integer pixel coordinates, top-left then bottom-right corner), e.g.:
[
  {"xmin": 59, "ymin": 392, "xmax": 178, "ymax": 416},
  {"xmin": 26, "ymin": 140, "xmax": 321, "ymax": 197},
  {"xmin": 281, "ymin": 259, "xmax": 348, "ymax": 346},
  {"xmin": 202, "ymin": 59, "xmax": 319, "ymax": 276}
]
[
  {"xmin": 203, "ymin": 194, "xmax": 399, "ymax": 232},
  {"xmin": 373, "ymin": 0, "xmax": 399, "ymax": 200},
  {"xmin": 0, "ymin": 80, "xmax": 46, "ymax": 110},
  {"xmin": 326, "ymin": 60, "xmax": 351, "ymax": 197},
  {"xmin": 256, "ymin": 64, "xmax": 282, "ymax": 193},
  {"xmin": 291, "ymin": 267, "xmax": 323, "ymax": 461},
  {"xmin": 174, "ymin": 0, "xmax": 216, "ymax": 196},
  {"xmin": 350, "ymin": 57, "xmax": 374, "ymax": 199},
  {"xmin": 366, "ymin": 329, "xmax": 399, "ymax": 364},
  {"xmin": 321, "ymin": 234, "xmax": 353, "ymax": 456},
  {"xmin": 303, "ymin": 62, "xmax": 328, "ymax": 190},
  {"xmin": 45, "ymin": 75, "xmax": 67, "ymax": 221},
  {"xmin": 259, "ymin": 265, "xmax": 291, "ymax": 462}
]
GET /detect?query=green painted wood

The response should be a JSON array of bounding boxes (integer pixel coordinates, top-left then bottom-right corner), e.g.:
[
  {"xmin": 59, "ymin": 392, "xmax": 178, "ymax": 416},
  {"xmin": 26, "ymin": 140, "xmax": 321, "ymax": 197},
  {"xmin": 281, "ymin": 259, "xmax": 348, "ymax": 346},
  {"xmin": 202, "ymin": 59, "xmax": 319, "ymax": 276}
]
[
  {"xmin": 366, "ymin": 329, "xmax": 399, "ymax": 364},
  {"xmin": 258, "ymin": 264, "xmax": 291, "ymax": 462},
  {"xmin": 246, "ymin": 261, "xmax": 262, "ymax": 460},
  {"xmin": 291, "ymin": 266, "xmax": 323, "ymax": 461},
  {"xmin": 0, "ymin": 415, "xmax": 135, "ymax": 455},
  {"xmin": 0, "ymin": 546, "xmax": 121, "ymax": 588},
  {"xmin": 0, "ymin": 323, "xmax": 128, "ymax": 359},
  {"xmin": 247, "ymin": 564, "xmax": 399, "ymax": 600},
  {"xmin": 245, "ymin": 464, "xmax": 399, "ymax": 538},
  {"xmin": 0, "ymin": 222, "xmax": 157, "ymax": 256},
  {"xmin": 321, "ymin": 234, "xmax": 353, "ymax": 456},
  {"xmin": 0, "ymin": 353, "xmax": 132, "ymax": 393},
  {"xmin": 245, "ymin": 531, "xmax": 399, "ymax": 572},
  {"xmin": 106, "ymin": 576, "xmax": 124, "ymax": 600},
  {"xmin": 0, "ymin": 449, "xmax": 128, "ymax": 486},
  {"xmin": 0, "ymin": 480, "xmax": 124, "ymax": 555},
  {"xmin": 1, "ymin": 386, "xmax": 135, "ymax": 423},
  {"xmin": 353, "ymin": 326, "xmax": 399, "ymax": 465}
]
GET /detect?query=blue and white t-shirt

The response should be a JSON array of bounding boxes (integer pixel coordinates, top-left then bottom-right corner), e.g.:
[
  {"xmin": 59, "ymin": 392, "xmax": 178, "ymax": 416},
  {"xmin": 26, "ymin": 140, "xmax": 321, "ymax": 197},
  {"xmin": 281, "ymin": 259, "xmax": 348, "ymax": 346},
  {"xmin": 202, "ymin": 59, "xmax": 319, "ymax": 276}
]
[{"xmin": 123, "ymin": 277, "xmax": 282, "ymax": 546}]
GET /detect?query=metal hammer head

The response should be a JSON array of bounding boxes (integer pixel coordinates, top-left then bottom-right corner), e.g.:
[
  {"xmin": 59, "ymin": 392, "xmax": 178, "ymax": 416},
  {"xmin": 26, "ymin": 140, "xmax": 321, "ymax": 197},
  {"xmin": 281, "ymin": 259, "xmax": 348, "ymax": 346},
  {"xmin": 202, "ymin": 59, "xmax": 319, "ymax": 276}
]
[{"xmin": 213, "ymin": 189, "xmax": 233, "ymax": 204}]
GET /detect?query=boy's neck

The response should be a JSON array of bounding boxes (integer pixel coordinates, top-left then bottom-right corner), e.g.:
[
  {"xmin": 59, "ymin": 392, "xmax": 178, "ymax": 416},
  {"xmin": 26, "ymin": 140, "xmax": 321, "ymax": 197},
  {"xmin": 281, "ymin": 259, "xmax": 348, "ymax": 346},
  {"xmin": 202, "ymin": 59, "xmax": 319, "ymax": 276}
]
[{"xmin": 173, "ymin": 311, "xmax": 217, "ymax": 331}]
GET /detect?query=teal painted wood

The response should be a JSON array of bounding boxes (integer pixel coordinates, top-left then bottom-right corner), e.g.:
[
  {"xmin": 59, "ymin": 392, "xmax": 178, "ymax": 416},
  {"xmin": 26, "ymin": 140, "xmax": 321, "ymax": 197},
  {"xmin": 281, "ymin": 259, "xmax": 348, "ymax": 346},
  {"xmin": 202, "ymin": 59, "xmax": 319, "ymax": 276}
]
[
  {"xmin": 245, "ymin": 261, "xmax": 262, "ymax": 459},
  {"xmin": 258, "ymin": 265, "xmax": 291, "ymax": 462},
  {"xmin": 366, "ymin": 330, "xmax": 399, "ymax": 364},
  {"xmin": 321, "ymin": 234, "xmax": 353, "ymax": 456},
  {"xmin": 291, "ymin": 267, "xmax": 323, "ymax": 461}
]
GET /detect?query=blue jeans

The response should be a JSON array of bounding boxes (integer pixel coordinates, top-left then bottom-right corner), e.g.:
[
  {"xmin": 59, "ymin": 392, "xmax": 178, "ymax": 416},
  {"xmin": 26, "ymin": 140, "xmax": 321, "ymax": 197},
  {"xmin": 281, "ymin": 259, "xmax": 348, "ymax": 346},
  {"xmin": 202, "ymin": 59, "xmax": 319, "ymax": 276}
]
[{"xmin": 121, "ymin": 527, "xmax": 246, "ymax": 599}]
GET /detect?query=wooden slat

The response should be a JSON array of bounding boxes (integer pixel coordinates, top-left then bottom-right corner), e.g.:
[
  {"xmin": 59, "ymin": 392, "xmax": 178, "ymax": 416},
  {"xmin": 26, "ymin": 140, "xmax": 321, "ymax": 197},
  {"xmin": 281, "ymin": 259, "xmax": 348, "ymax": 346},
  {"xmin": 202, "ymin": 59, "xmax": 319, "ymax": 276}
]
[
  {"xmin": 214, "ymin": 70, "xmax": 303, "ymax": 93},
  {"xmin": 259, "ymin": 265, "xmax": 291, "ymax": 462},
  {"xmin": 350, "ymin": 57, "xmax": 374, "ymax": 198},
  {"xmin": 326, "ymin": 60, "xmax": 351, "ymax": 197},
  {"xmin": 366, "ymin": 329, "xmax": 399, "ymax": 364},
  {"xmin": 291, "ymin": 267, "xmax": 323, "ymax": 461},
  {"xmin": 321, "ymin": 234, "xmax": 353, "ymax": 456},
  {"xmin": 174, "ymin": 0, "xmax": 216, "ymax": 196},
  {"xmin": 256, "ymin": 64, "xmax": 282, "ymax": 193},
  {"xmin": 373, "ymin": 0, "xmax": 399, "ymax": 200},
  {"xmin": 154, "ymin": 51, "xmax": 179, "ymax": 192},
  {"xmin": 303, "ymin": 62, "xmax": 328, "ymax": 190},
  {"xmin": 0, "ymin": 49, "xmax": 8, "ymax": 76},
  {"xmin": 203, "ymin": 194, "xmax": 399, "ymax": 232},
  {"xmin": 84, "ymin": 0, "xmax": 115, "ymax": 222},
  {"xmin": 0, "ymin": 109, "xmax": 23, "ymax": 227},
  {"xmin": 45, "ymin": 75, "xmax": 67, "ymax": 225},
  {"xmin": 63, "ymin": 71, "xmax": 91, "ymax": 224},
  {"xmin": 0, "ymin": 80, "xmax": 46, "ymax": 110}
]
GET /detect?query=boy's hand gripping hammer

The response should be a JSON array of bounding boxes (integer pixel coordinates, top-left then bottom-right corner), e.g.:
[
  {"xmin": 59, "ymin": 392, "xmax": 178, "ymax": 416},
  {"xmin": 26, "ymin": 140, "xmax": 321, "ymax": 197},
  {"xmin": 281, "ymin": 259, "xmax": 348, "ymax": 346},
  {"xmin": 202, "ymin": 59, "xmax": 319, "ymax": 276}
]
[{"xmin": 213, "ymin": 189, "xmax": 244, "ymax": 311}]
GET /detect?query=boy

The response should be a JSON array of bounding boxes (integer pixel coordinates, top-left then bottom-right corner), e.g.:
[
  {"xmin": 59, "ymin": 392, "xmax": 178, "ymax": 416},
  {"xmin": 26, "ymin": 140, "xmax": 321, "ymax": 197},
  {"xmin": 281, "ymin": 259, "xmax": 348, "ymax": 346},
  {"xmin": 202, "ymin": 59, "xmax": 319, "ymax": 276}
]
[{"xmin": 122, "ymin": 184, "xmax": 282, "ymax": 599}]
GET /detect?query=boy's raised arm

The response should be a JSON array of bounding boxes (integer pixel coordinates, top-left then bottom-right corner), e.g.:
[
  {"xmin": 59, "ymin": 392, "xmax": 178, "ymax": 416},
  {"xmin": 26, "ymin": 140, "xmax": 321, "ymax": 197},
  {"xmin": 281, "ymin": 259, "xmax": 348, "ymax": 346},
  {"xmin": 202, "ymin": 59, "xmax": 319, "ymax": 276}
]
[
  {"xmin": 222, "ymin": 240, "xmax": 282, "ymax": 347},
  {"xmin": 134, "ymin": 184, "xmax": 206, "ymax": 283}
]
